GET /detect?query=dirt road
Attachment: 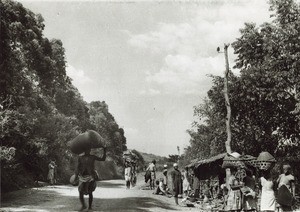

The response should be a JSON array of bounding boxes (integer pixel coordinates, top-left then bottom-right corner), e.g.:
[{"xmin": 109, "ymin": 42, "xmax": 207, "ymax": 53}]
[{"xmin": 1, "ymin": 179, "xmax": 199, "ymax": 212}]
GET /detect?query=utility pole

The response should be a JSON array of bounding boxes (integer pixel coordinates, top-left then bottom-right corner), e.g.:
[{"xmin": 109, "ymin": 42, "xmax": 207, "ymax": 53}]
[
  {"xmin": 177, "ymin": 146, "xmax": 180, "ymax": 163},
  {"xmin": 217, "ymin": 44, "xmax": 232, "ymax": 154},
  {"xmin": 218, "ymin": 44, "xmax": 232, "ymax": 200},
  {"xmin": 224, "ymin": 44, "xmax": 232, "ymax": 154}
]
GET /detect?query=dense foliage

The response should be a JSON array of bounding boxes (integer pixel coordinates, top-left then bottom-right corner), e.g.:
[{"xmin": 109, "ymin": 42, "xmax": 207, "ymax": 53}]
[
  {"xmin": 0, "ymin": 0, "xmax": 127, "ymax": 192},
  {"xmin": 130, "ymin": 149, "xmax": 145, "ymax": 171},
  {"xmin": 183, "ymin": 0, "xmax": 300, "ymax": 164}
]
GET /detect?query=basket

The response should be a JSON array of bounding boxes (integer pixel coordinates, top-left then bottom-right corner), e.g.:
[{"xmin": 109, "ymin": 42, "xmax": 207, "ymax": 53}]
[
  {"xmin": 69, "ymin": 174, "xmax": 79, "ymax": 186},
  {"xmin": 245, "ymin": 159, "xmax": 258, "ymax": 167},
  {"xmin": 253, "ymin": 161, "xmax": 275, "ymax": 170},
  {"xmin": 253, "ymin": 151, "xmax": 276, "ymax": 170},
  {"xmin": 257, "ymin": 152, "xmax": 276, "ymax": 162}
]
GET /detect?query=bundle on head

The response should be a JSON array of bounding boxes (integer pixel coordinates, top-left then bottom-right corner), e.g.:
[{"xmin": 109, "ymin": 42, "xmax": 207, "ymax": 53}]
[{"xmin": 68, "ymin": 130, "xmax": 105, "ymax": 154}]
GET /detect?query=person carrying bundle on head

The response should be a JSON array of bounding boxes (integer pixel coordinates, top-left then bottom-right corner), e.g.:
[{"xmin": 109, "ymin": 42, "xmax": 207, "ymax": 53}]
[
  {"xmin": 74, "ymin": 147, "xmax": 106, "ymax": 211},
  {"xmin": 124, "ymin": 160, "xmax": 133, "ymax": 189}
]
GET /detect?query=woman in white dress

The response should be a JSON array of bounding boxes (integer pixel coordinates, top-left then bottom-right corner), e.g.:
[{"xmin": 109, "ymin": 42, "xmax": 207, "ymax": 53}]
[
  {"xmin": 182, "ymin": 168, "xmax": 190, "ymax": 196},
  {"xmin": 124, "ymin": 162, "xmax": 132, "ymax": 189},
  {"xmin": 260, "ymin": 170, "xmax": 276, "ymax": 212}
]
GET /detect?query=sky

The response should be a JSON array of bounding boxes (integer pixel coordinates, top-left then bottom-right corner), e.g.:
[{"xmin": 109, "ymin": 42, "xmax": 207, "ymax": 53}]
[{"xmin": 19, "ymin": 0, "xmax": 272, "ymax": 156}]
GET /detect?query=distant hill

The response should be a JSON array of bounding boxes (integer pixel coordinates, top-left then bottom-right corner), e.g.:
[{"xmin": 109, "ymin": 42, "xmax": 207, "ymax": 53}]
[
  {"xmin": 139, "ymin": 152, "xmax": 166, "ymax": 163},
  {"xmin": 139, "ymin": 152, "xmax": 174, "ymax": 171}
]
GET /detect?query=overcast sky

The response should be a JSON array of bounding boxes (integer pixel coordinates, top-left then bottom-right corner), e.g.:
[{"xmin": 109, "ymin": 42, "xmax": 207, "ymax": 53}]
[{"xmin": 20, "ymin": 0, "xmax": 271, "ymax": 156}]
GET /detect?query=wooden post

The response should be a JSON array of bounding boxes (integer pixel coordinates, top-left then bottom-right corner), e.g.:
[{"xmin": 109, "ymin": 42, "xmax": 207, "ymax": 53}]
[
  {"xmin": 224, "ymin": 44, "xmax": 232, "ymax": 198},
  {"xmin": 224, "ymin": 44, "xmax": 232, "ymax": 155}
]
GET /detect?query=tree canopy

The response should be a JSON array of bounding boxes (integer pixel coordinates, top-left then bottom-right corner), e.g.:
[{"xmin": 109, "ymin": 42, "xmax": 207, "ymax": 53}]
[
  {"xmin": 1, "ymin": 0, "xmax": 127, "ymax": 192},
  {"xmin": 183, "ymin": 0, "xmax": 300, "ymax": 164}
]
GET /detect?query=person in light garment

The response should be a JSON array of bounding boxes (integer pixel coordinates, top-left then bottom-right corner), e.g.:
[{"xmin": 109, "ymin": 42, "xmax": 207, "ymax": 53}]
[
  {"xmin": 124, "ymin": 161, "xmax": 132, "ymax": 189},
  {"xmin": 162, "ymin": 165, "xmax": 169, "ymax": 192},
  {"xmin": 146, "ymin": 160, "xmax": 156, "ymax": 189},
  {"xmin": 182, "ymin": 168, "xmax": 190, "ymax": 197},
  {"xmin": 226, "ymin": 174, "xmax": 242, "ymax": 211},
  {"xmin": 47, "ymin": 160, "xmax": 57, "ymax": 185},
  {"xmin": 260, "ymin": 170, "xmax": 276, "ymax": 212},
  {"xmin": 75, "ymin": 147, "xmax": 106, "ymax": 211},
  {"xmin": 154, "ymin": 178, "xmax": 172, "ymax": 197}
]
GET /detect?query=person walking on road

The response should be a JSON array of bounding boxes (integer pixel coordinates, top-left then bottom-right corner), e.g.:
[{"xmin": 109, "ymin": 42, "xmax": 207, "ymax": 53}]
[
  {"xmin": 75, "ymin": 147, "xmax": 106, "ymax": 211},
  {"xmin": 131, "ymin": 162, "xmax": 137, "ymax": 187},
  {"xmin": 48, "ymin": 160, "xmax": 57, "ymax": 185},
  {"xmin": 171, "ymin": 163, "xmax": 182, "ymax": 206},
  {"xmin": 146, "ymin": 160, "xmax": 156, "ymax": 190},
  {"xmin": 124, "ymin": 161, "xmax": 132, "ymax": 189}
]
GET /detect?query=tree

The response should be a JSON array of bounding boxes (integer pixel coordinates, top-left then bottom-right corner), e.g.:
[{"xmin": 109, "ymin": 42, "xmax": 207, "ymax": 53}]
[
  {"xmin": 231, "ymin": 0, "xmax": 300, "ymax": 157},
  {"xmin": 1, "ymin": 1, "xmax": 127, "ymax": 191},
  {"xmin": 89, "ymin": 101, "xmax": 127, "ymax": 165},
  {"xmin": 131, "ymin": 149, "xmax": 145, "ymax": 171},
  {"xmin": 183, "ymin": 0, "xmax": 300, "ymax": 164},
  {"xmin": 168, "ymin": 154, "xmax": 181, "ymax": 163}
]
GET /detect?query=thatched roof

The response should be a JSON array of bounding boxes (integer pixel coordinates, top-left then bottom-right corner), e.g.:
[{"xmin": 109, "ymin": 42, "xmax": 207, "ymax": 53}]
[
  {"xmin": 195, "ymin": 153, "xmax": 227, "ymax": 168},
  {"xmin": 186, "ymin": 153, "xmax": 227, "ymax": 169},
  {"xmin": 186, "ymin": 158, "xmax": 199, "ymax": 168}
]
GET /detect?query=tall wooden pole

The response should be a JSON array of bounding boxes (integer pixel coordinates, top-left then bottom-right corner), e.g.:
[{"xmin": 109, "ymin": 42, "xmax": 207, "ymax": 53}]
[
  {"xmin": 224, "ymin": 44, "xmax": 232, "ymax": 154},
  {"xmin": 223, "ymin": 44, "xmax": 232, "ymax": 202}
]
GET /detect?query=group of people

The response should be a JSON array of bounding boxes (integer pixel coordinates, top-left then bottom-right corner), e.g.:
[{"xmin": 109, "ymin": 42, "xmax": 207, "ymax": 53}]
[
  {"xmin": 221, "ymin": 163, "xmax": 296, "ymax": 212},
  {"xmin": 144, "ymin": 160, "xmax": 192, "ymax": 206},
  {"xmin": 124, "ymin": 161, "xmax": 137, "ymax": 189},
  {"xmin": 70, "ymin": 147, "xmax": 298, "ymax": 212},
  {"xmin": 259, "ymin": 164, "xmax": 295, "ymax": 212}
]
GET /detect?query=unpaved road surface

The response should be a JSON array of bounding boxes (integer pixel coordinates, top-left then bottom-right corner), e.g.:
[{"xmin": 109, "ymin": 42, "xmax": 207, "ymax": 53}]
[{"xmin": 1, "ymin": 179, "xmax": 199, "ymax": 212}]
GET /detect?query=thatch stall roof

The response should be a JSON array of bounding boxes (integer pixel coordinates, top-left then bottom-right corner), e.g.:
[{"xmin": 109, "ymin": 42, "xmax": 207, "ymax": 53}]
[
  {"xmin": 187, "ymin": 153, "xmax": 259, "ymax": 180},
  {"xmin": 186, "ymin": 158, "xmax": 199, "ymax": 168},
  {"xmin": 195, "ymin": 153, "xmax": 227, "ymax": 168},
  {"xmin": 188, "ymin": 153, "xmax": 227, "ymax": 180}
]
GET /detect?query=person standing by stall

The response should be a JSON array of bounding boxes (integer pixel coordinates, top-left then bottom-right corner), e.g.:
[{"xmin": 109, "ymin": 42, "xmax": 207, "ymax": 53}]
[
  {"xmin": 171, "ymin": 163, "xmax": 182, "ymax": 206},
  {"xmin": 75, "ymin": 147, "xmax": 106, "ymax": 211},
  {"xmin": 182, "ymin": 168, "xmax": 191, "ymax": 197},
  {"xmin": 260, "ymin": 170, "xmax": 276, "ymax": 212},
  {"xmin": 241, "ymin": 170, "xmax": 257, "ymax": 211},
  {"xmin": 277, "ymin": 164, "xmax": 296, "ymax": 212},
  {"xmin": 226, "ymin": 173, "xmax": 242, "ymax": 211}
]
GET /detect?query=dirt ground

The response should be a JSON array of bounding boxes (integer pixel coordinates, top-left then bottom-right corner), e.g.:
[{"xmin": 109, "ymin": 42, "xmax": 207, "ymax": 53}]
[{"xmin": 1, "ymin": 175, "xmax": 199, "ymax": 212}]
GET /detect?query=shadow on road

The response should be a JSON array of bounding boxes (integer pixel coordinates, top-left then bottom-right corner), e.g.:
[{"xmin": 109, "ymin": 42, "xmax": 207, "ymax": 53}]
[
  {"xmin": 97, "ymin": 181, "xmax": 124, "ymax": 188},
  {"xmin": 92, "ymin": 196, "xmax": 177, "ymax": 211},
  {"xmin": 1, "ymin": 188, "xmax": 66, "ymax": 211},
  {"xmin": 1, "ymin": 184, "xmax": 180, "ymax": 211}
]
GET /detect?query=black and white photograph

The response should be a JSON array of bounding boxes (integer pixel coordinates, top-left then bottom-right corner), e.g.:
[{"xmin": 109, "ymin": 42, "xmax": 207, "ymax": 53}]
[{"xmin": 1, "ymin": 0, "xmax": 300, "ymax": 211}]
